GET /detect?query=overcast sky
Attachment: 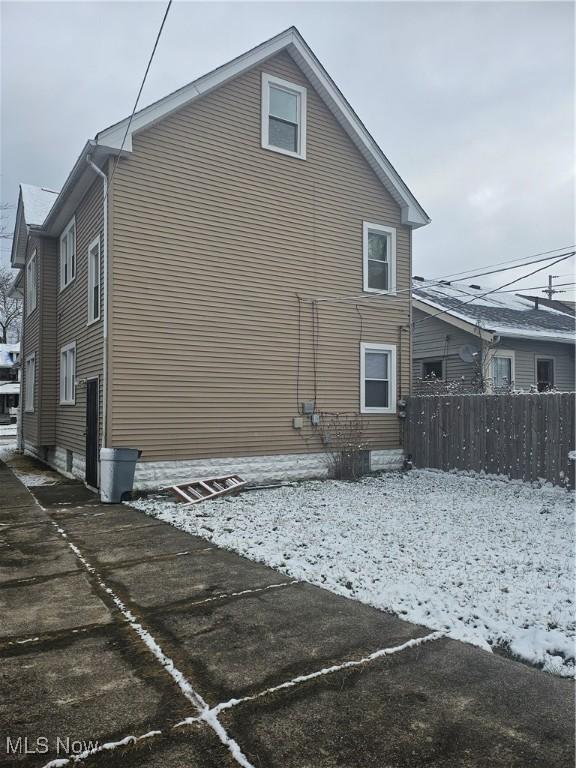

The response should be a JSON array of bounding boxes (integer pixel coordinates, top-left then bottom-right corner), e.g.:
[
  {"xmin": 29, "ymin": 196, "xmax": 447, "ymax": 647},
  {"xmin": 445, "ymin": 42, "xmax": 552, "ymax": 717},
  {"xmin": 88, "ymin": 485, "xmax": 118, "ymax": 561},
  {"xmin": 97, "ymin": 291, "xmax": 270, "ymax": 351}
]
[{"xmin": 1, "ymin": 1, "xmax": 574, "ymax": 296}]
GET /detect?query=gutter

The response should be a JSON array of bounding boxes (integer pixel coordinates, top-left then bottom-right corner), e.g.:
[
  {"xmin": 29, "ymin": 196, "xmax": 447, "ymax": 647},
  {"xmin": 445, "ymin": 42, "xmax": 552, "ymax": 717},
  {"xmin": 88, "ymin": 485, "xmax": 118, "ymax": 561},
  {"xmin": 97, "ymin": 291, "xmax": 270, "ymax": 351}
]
[{"xmin": 85, "ymin": 155, "xmax": 109, "ymax": 448}]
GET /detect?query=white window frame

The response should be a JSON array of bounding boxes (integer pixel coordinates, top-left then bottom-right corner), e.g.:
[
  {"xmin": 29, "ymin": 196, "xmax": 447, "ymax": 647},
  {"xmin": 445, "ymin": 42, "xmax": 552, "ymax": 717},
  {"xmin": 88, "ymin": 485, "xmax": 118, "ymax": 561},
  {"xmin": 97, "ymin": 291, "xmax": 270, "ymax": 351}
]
[
  {"xmin": 490, "ymin": 349, "xmax": 516, "ymax": 391},
  {"xmin": 59, "ymin": 216, "xmax": 76, "ymax": 291},
  {"xmin": 26, "ymin": 250, "xmax": 37, "ymax": 316},
  {"xmin": 261, "ymin": 73, "xmax": 307, "ymax": 160},
  {"xmin": 87, "ymin": 236, "xmax": 101, "ymax": 325},
  {"xmin": 24, "ymin": 352, "xmax": 35, "ymax": 413},
  {"xmin": 60, "ymin": 342, "xmax": 77, "ymax": 405},
  {"xmin": 363, "ymin": 222, "xmax": 397, "ymax": 295},
  {"xmin": 360, "ymin": 342, "xmax": 397, "ymax": 414}
]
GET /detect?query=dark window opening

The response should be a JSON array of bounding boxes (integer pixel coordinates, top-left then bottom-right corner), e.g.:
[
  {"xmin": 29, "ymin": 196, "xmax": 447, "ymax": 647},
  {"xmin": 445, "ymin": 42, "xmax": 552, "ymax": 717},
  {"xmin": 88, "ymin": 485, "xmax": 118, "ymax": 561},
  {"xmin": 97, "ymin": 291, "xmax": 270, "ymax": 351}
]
[
  {"xmin": 537, "ymin": 359, "xmax": 554, "ymax": 392},
  {"xmin": 422, "ymin": 360, "xmax": 443, "ymax": 380}
]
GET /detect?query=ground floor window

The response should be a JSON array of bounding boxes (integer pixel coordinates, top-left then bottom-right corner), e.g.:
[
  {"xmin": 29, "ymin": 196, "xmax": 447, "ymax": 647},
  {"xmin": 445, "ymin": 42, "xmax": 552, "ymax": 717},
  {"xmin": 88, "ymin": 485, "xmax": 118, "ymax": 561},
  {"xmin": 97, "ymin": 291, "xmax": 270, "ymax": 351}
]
[
  {"xmin": 422, "ymin": 359, "xmax": 443, "ymax": 380},
  {"xmin": 536, "ymin": 358, "xmax": 554, "ymax": 391},
  {"xmin": 360, "ymin": 342, "xmax": 397, "ymax": 413},
  {"xmin": 60, "ymin": 342, "xmax": 76, "ymax": 405},
  {"xmin": 25, "ymin": 353, "xmax": 35, "ymax": 412},
  {"xmin": 491, "ymin": 351, "xmax": 515, "ymax": 390}
]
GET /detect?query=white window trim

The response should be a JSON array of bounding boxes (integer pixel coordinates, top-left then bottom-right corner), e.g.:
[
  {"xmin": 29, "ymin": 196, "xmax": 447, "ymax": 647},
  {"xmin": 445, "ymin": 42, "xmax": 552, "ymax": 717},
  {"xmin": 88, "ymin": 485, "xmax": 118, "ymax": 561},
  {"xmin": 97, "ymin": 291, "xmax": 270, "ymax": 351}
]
[
  {"xmin": 24, "ymin": 352, "xmax": 35, "ymax": 413},
  {"xmin": 261, "ymin": 72, "xmax": 307, "ymax": 160},
  {"xmin": 87, "ymin": 236, "xmax": 101, "ymax": 326},
  {"xmin": 59, "ymin": 216, "xmax": 76, "ymax": 292},
  {"xmin": 26, "ymin": 250, "xmax": 37, "ymax": 316},
  {"xmin": 489, "ymin": 349, "xmax": 516, "ymax": 391},
  {"xmin": 362, "ymin": 222, "xmax": 397, "ymax": 295},
  {"xmin": 60, "ymin": 341, "xmax": 77, "ymax": 405},
  {"xmin": 360, "ymin": 342, "xmax": 397, "ymax": 414}
]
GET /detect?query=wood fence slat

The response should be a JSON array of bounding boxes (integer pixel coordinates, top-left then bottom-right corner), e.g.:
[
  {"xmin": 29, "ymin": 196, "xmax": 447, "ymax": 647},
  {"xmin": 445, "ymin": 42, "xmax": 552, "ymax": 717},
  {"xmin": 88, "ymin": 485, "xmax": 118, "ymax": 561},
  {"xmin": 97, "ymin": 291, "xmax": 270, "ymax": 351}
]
[{"xmin": 405, "ymin": 393, "xmax": 575, "ymax": 488}]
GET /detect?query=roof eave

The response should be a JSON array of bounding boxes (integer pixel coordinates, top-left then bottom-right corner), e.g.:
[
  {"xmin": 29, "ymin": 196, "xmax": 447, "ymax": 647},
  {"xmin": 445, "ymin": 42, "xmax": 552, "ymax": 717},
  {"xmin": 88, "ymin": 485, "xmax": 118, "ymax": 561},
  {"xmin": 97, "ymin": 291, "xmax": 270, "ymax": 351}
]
[
  {"xmin": 41, "ymin": 141, "xmax": 122, "ymax": 236},
  {"xmin": 96, "ymin": 26, "xmax": 429, "ymax": 228},
  {"xmin": 10, "ymin": 193, "xmax": 25, "ymax": 267},
  {"xmin": 412, "ymin": 297, "xmax": 495, "ymax": 342}
]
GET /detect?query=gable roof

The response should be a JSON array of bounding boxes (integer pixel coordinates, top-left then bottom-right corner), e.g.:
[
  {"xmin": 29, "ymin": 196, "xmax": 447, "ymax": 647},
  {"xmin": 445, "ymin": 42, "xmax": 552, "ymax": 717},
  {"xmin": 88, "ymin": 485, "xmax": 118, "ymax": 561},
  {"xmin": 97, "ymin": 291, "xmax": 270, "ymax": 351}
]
[
  {"xmin": 20, "ymin": 184, "xmax": 59, "ymax": 226},
  {"xmin": 36, "ymin": 27, "xmax": 428, "ymax": 237},
  {"xmin": 413, "ymin": 281, "xmax": 576, "ymax": 344},
  {"xmin": 10, "ymin": 184, "xmax": 60, "ymax": 266}
]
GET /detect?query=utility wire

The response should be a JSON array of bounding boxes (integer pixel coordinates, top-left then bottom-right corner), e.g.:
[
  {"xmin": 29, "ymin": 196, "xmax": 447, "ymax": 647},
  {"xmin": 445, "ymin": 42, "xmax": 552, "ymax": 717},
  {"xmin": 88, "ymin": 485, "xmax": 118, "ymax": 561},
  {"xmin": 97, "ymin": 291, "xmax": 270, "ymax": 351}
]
[
  {"xmin": 108, "ymin": 0, "xmax": 173, "ymax": 188},
  {"xmin": 308, "ymin": 247, "xmax": 575, "ymax": 305},
  {"xmin": 412, "ymin": 252, "xmax": 575, "ymax": 326},
  {"xmin": 498, "ymin": 281, "xmax": 576, "ymax": 293},
  {"xmin": 427, "ymin": 244, "xmax": 576, "ymax": 282}
]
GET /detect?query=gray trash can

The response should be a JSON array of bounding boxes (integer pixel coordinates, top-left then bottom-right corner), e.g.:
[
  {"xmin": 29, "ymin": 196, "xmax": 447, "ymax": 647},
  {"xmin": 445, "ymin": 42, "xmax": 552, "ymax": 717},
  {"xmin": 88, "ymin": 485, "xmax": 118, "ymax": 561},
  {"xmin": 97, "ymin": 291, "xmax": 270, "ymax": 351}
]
[{"xmin": 100, "ymin": 447, "xmax": 142, "ymax": 503}]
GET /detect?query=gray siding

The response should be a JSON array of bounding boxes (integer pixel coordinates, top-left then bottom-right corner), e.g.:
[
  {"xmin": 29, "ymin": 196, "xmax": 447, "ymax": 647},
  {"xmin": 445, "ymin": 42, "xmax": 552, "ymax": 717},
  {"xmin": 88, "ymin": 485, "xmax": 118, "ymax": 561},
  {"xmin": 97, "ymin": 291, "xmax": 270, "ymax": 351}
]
[
  {"xmin": 412, "ymin": 307, "xmax": 575, "ymax": 392},
  {"xmin": 412, "ymin": 307, "xmax": 479, "ymax": 390},
  {"xmin": 499, "ymin": 337, "xmax": 575, "ymax": 392}
]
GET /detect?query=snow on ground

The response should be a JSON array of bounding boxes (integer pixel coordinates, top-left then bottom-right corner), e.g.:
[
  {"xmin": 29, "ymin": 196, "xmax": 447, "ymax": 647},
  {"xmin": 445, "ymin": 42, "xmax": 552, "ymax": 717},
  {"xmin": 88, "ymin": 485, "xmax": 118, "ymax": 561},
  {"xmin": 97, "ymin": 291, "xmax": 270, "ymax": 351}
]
[
  {"xmin": 132, "ymin": 470, "xmax": 576, "ymax": 677},
  {"xmin": 0, "ymin": 441, "xmax": 57, "ymax": 486}
]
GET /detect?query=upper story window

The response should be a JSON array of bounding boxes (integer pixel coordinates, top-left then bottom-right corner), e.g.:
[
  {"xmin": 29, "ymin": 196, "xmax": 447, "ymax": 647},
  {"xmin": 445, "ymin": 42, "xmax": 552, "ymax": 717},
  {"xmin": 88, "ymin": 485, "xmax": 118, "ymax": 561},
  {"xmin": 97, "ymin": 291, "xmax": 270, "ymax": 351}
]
[
  {"xmin": 60, "ymin": 217, "xmax": 76, "ymax": 291},
  {"xmin": 60, "ymin": 342, "xmax": 76, "ymax": 405},
  {"xmin": 360, "ymin": 342, "xmax": 397, "ymax": 414},
  {"xmin": 26, "ymin": 250, "xmax": 37, "ymax": 316},
  {"xmin": 87, "ymin": 237, "xmax": 101, "ymax": 324},
  {"xmin": 363, "ymin": 222, "xmax": 396, "ymax": 294},
  {"xmin": 25, "ymin": 353, "xmax": 35, "ymax": 413},
  {"xmin": 261, "ymin": 73, "xmax": 307, "ymax": 160}
]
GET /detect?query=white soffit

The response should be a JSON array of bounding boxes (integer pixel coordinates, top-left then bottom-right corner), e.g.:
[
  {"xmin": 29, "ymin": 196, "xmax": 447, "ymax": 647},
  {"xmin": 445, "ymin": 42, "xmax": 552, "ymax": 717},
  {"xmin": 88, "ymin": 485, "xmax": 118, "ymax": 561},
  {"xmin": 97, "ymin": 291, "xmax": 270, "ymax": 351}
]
[{"xmin": 96, "ymin": 27, "xmax": 429, "ymax": 228}]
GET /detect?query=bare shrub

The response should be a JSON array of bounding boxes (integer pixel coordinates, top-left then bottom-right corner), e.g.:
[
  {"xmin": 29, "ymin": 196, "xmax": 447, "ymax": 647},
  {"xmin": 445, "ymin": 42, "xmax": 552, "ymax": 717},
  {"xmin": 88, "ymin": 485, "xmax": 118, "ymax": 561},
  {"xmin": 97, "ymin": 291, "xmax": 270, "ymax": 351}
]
[{"xmin": 319, "ymin": 412, "xmax": 368, "ymax": 480}]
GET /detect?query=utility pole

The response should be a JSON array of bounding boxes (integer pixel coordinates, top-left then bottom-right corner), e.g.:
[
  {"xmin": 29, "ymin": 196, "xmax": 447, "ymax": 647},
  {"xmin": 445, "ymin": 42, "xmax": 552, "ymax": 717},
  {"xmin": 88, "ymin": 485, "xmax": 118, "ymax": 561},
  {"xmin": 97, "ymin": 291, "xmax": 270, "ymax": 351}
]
[{"xmin": 543, "ymin": 274, "xmax": 564, "ymax": 300}]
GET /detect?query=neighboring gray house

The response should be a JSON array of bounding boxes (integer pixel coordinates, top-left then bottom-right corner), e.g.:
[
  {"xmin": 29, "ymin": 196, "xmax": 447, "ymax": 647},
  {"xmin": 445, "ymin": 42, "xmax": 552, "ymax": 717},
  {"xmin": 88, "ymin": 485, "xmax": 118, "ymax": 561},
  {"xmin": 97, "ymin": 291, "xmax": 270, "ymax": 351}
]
[{"xmin": 412, "ymin": 281, "xmax": 576, "ymax": 393}]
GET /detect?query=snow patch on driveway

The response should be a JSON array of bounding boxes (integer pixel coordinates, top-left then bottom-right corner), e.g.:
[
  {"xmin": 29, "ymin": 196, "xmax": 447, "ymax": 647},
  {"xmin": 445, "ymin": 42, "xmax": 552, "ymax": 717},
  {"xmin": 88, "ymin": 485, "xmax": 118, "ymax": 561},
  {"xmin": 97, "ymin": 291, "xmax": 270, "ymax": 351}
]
[{"xmin": 132, "ymin": 470, "xmax": 575, "ymax": 677}]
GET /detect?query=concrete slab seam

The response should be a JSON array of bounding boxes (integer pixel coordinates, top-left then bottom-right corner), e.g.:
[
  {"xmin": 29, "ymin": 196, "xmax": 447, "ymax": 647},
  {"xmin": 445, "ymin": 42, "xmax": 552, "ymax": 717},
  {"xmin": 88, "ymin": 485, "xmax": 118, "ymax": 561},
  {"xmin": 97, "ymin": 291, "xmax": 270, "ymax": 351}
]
[
  {"xmin": 44, "ymin": 516, "xmax": 257, "ymax": 768},
  {"xmin": 174, "ymin": 630, "xmax": 445, "ymax": 729}
]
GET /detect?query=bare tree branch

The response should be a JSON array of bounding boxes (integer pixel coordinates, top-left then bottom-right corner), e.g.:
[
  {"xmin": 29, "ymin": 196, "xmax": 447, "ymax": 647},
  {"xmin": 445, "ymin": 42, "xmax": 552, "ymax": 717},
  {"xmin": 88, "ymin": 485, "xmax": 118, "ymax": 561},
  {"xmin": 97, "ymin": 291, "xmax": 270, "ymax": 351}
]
[{"xmin": 0, "ymin": 266, "xmax": 21, "ymax": 343}]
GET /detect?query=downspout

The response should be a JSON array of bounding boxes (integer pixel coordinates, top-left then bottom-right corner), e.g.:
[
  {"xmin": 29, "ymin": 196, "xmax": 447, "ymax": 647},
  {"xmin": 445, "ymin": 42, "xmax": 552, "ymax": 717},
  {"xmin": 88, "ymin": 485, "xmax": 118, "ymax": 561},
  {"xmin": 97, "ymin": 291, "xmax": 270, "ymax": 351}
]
[{"xmin": 86, "ymin": 155, "xmax": 109, "ymax": 447}]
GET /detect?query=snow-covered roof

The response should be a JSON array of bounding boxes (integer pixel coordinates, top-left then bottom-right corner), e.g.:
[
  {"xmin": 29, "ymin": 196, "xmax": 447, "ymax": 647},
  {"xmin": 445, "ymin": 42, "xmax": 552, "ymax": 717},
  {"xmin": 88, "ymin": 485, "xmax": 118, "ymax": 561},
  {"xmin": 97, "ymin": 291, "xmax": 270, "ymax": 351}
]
[
  {"xmin": 0, "ymin": 343, "xmax": 19, "ymax": 367},
  {"xmin": 20, "ymin": 184, "xmax": 59, "ymax": 227},
  {"xmin": 413, "ymin": 281, "xmax": 576, "ymax": 343},
  {"xmin": 0, "ymin": 381, "xmax": 20, "ymax": 395}
]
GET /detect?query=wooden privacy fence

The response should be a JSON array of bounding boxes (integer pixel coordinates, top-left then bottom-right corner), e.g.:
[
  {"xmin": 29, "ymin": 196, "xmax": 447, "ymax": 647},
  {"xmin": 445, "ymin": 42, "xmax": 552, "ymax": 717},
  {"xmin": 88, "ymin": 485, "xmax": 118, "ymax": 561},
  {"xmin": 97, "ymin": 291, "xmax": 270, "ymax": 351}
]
[{"xmin": 404, "ymin": 393, "xmax": 575, "ymax": 488}]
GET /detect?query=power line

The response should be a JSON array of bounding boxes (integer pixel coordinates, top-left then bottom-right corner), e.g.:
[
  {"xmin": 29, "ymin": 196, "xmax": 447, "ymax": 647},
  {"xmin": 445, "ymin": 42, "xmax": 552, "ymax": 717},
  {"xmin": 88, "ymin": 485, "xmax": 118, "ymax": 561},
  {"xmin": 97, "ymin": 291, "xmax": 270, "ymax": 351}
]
[
  {"xmin": 413, "ymin": 252, "xmax": 575, "ymax": 326},
  {"xmin": 108, "ymin": 0, "xmax": 173, "ymax": 188},
  {"xmin": 310, "ymin": 247, "xmax": 575, "ymax": 304},
  {"xmin": 427, "ymin": 244, "xmax": 576, "ymax": 282},
  {"xmin": 498, "ymin": 281, "xmax": 576, "ymax": 293}
]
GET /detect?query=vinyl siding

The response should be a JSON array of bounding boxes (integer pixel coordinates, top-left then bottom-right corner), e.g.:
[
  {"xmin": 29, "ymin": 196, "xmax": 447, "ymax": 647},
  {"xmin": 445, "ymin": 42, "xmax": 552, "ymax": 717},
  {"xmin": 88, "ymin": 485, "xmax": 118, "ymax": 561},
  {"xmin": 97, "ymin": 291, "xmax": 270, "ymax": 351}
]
[
  {"xmin": 499, "ymin": 337, "xmax": 575, "ymax": 391},
  {"xmin": 55, "ymin": 175, "xmax": 104, "ymax": 457},
  {"xmin": 109, "ymin": 51, "xmax": 412, "ymax": 461},
  {"xmin": 412, "ymin": 308, "xmax": 575, "ymax": 392},
  {"xmin": 39, "ymin": 237, "xmax": 58, "ymax": 443},
  {"xmin": 412, "ymin": 308, "xmax": 479, "ymax": 391},
  {"xmin": 21, "ymin": 235, "xmax": 41, "ymax": 444}
]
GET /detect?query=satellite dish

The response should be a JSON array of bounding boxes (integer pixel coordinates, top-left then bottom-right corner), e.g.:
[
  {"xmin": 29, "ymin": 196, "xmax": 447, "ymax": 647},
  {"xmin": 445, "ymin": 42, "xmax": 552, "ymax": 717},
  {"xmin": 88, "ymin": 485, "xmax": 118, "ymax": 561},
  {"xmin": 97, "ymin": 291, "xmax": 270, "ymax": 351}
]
[{"xmin": 458, "ymin": 344, "xmax": 480, "ymax": 363}]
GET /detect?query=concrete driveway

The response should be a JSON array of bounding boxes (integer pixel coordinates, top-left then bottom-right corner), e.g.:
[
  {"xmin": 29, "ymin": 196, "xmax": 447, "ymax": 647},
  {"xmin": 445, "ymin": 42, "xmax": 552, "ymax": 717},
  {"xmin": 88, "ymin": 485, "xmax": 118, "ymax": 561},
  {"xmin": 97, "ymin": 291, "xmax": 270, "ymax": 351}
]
[{"xmin": 0, "ymin": 456, "xmax": 574, "ymax": 768}]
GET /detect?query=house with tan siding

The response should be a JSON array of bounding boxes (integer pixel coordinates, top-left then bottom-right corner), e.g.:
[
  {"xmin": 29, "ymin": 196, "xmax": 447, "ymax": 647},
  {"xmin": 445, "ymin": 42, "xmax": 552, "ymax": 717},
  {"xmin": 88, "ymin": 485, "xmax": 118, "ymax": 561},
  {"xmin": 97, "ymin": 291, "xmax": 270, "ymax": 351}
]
[{"xmin": 10, "ymin": 27, "xmax": 429, "ymax": 490}]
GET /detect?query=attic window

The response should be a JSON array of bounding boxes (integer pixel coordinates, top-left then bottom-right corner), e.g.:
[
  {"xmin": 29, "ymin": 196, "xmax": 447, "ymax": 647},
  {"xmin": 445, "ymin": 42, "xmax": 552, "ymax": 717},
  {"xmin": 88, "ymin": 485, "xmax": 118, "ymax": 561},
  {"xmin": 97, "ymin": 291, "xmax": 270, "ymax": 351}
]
[{"xmin": 261, "ymin": 73, "xmax": 306, "ymax": 160}]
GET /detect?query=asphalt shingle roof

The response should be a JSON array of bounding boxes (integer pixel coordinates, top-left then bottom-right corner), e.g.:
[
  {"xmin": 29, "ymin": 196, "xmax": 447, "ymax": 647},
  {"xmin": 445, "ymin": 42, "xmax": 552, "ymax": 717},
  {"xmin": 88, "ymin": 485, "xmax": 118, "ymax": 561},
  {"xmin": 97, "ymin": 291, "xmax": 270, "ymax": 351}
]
[{"xmin": 413, "ymin": 282, "xmax": 575, "ymax": 343}]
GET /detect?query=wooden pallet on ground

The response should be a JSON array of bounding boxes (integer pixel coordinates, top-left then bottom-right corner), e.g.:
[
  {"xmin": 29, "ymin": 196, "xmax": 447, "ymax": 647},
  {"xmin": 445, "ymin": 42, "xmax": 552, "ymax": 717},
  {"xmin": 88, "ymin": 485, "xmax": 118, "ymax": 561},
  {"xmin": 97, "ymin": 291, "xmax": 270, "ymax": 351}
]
[{"xmin": 169, "ymin": 474, "xmax": 247, "ymax": 505}]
